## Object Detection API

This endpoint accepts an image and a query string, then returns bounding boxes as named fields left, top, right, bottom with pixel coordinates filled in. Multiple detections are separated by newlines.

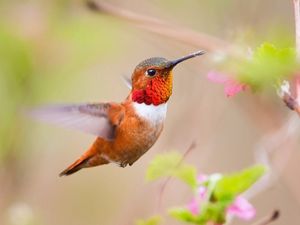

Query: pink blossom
left=227, top=196, right=256, bottom=220
left=187, top=190, right=256, bottom=221
left=187, top=198, right=199, bottom=215
left=187, top=174, right=256, bottom=222
left=197, top=174, right=208, bottom=183
left=207, top=71, right=247, bottom=97
left=187, top=185, right=207, bottom=215
left=207, top=71, right=228, bottom=83
left=197, top=186, right=207, bottom=199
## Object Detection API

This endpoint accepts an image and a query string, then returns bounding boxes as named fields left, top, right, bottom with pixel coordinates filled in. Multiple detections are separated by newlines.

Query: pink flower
left=187, top=174, right=256, bottom=222
left=187, top=185, right=208, bottom=215
left=197, top=186, right=207, bottom=199
left=227, top=196, right=256, bottom=220
left=187, top=190, right=256, bottom=221
left=187, top=198, right=199, bottom=215
left=207, top=71, right=247, bottom=97
left=197, top=174, right=208, bottom=183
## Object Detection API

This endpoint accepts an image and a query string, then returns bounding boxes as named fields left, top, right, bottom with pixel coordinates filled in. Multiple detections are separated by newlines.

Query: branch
left=294, top=0, right=300, bottom=59
left=280, top=0, right=300, bottom=116
left=86, top=0, right=234, bottom=54
left=250, top=210, right=280, bottom=225
left=279, top=83, right=300, bottom=119
left=244, top=114, right=299, bottom=200
left=282, top=91, right=300, bottom=116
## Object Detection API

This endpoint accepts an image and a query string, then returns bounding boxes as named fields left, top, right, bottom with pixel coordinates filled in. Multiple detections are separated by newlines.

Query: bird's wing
left=122, top=75, right=132, bottom=89
left=31, top=103, right=123, bottom=140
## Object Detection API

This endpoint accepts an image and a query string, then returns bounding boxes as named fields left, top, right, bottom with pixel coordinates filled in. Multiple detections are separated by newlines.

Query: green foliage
left=0, top=25, right=35, bottom=161
left=169, top=202, right=227, bottom=225
left=136, top=215, right=162, bottom=225
left=169, top=208, right=198, bottom=223
left=168, top=165, right=266, bottom=225
left=237, top=43, right=298, bottom=90
left=197, top=202, right=227, bottom=224
left=146, top=152, right=198, bottom=189
left=213, top=164, right=267, bottom=201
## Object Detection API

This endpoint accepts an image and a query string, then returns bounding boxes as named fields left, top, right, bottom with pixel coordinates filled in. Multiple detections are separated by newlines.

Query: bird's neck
left=131, top=75, right=173, bottom=106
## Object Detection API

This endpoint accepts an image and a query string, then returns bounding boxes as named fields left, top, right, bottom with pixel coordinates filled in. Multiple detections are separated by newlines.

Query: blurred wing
left=122, top=75, right=132, bottom=89
left=31, top=103, right=116, bottom=140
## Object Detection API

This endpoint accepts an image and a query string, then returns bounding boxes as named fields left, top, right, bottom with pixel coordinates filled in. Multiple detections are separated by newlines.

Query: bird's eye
left=146, top=69, right=156, bottom=77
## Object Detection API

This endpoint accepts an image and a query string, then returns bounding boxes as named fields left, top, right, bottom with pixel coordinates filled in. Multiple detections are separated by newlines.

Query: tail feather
left=59, top=138, right=110, bottom=176
left=59, top=157, right=90, bottom=176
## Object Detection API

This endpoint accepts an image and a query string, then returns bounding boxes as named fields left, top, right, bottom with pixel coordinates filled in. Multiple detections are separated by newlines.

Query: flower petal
left=207, top=71, right=229, bottom=83
left=197, top=174, right=208, bottom=183
left=227, top=196, right=256, bottom=220
left=197, top=186, right=207, bottom=199
left=187, top=198, right=199, bottom=215
left=207, top=71, right=247, bottom=97
left=224, top=81, right=247, bottom=97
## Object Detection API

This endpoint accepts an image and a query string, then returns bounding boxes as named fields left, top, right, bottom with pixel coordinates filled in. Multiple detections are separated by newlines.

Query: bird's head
left=131, top=50, right=205, bottom=106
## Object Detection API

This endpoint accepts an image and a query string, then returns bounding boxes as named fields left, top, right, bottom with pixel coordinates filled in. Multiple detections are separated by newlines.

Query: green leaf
left=213, top=164, right=267, bottom=201
left=197, top=202, right=227, bottom=225
left=135, top=215, right=162, bottom=225
left=175, top=165, right=198, bottom=189
left=237, top=42, right=298, bottom=90
left=169, top=208, right=198, bottom=224
left=169, top=202, right=227, bottom=225
left=146, top=152, right=197, bottom=189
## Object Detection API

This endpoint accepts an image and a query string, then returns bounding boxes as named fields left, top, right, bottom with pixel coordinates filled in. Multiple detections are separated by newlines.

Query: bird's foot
left=119, top=162, right=128, bottom=168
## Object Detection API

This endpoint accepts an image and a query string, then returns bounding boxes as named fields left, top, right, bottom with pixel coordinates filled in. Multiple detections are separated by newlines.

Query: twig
left=250, top=210, right=280, bottom=225
left=179, top=141, right=197, bottom=165
left=281, top=0, right=300, bottom=116
left=294, top=0, right=300, bottom=59
left=156, top=141, right=196, bottom=212
left=282, top=92, right=300, bottom=116
left=244, top=114, right=299, bottom=199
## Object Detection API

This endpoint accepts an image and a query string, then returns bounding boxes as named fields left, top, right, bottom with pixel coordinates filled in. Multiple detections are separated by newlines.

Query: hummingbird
left=34, top=50, right=205, bottom=176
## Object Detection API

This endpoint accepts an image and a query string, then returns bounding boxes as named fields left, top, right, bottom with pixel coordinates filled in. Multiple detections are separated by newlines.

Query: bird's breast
left=132, top=102, right=167, bottom=125
left=126, top=102, right=167, bottom=149
left=107, top=102, right=167, bottom=165
left=119, top=102, right=167, bottom=146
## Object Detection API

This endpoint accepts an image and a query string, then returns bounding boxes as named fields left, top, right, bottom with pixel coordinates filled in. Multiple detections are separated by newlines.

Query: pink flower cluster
left=187, top=174, right=255, bottom=221
left=207, top=71, right=248, bottom=97
left=227, top=196, right=256, bottom=220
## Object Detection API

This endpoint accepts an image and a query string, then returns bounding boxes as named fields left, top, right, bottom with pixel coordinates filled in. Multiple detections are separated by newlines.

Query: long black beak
left=166, top=50, right=205, bottom=68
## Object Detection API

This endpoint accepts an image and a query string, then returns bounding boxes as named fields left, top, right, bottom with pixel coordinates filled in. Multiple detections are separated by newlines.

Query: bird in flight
left=33, top=50, right=205, bottom=176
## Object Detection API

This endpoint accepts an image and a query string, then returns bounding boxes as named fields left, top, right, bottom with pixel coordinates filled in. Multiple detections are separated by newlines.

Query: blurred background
left=0, top=0, right=299, bottom=225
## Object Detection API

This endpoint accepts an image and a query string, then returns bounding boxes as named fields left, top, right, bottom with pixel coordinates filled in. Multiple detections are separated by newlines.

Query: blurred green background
left=0, top=1, right=299, bottom=225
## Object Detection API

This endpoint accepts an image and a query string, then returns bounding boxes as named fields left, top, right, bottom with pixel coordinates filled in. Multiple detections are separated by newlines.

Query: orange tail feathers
left=59, top=138, right=110, bottom=176
left=59, top=156, right=91, bottom=176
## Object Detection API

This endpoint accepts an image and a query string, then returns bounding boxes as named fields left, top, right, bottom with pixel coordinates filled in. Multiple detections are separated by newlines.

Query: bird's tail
left=59, top=155, right=91, bottom=176
left=59, top=139, right=110, bottom=176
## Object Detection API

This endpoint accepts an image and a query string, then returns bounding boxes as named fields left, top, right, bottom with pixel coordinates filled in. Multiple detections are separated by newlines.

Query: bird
left=33, top=50, right=205, bottom=176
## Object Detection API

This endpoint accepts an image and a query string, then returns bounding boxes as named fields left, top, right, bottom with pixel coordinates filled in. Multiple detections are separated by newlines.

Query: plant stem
left=294, top=0, right=300, bottom=59
left=250, top=210, right=279, bottom=225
